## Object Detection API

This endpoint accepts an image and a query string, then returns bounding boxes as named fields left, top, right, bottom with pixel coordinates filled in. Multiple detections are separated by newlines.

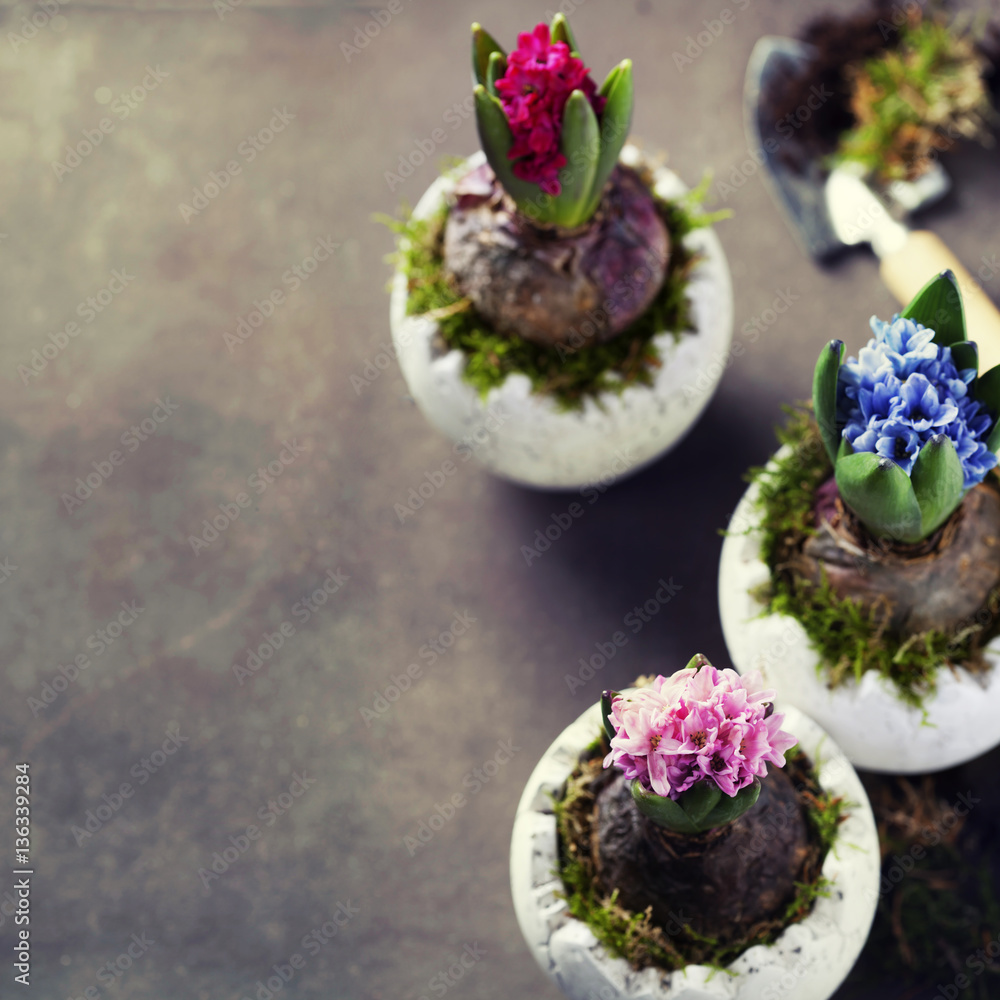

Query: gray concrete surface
left=0, top=1, right=997, bottom=998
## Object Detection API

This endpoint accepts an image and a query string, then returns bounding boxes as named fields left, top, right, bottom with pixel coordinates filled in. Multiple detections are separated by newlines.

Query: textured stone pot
left=509, top=699, right=879, bottom=1000
left=389, top=145, right=733, bottom=490
left=718, top=451, right=1000, bottom=774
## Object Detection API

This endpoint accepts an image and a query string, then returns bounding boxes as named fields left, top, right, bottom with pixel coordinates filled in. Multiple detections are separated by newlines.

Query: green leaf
left=598, top=62, right=623, bottom=99
left=485, top=51, right=506, bottom=97
left=582, top=59, right=633, bottom=220
left=632, top=778, right=761, bottom=833
left=600, top=691, right=618, bottom=742
left=676, top=781, right=721, bottom=825
left=549, top=90, right=600, bottom=228
left=631, top=782, right=701, bottom=834
left=699, top=779, right=761, bottom=828
left=471, top=23, right=505, bottom=88
left=550, top=12, right=579, bottom=55
left=975, top=365, right=1000, bottom=414
left=900, top=270, right=966, bottom=348
left=813, top=339, right=845, bottom=466
left=975, top=365, right=1000, bottom=455
left=835, top=451, right=923, bottom=543
left=472, top=86, right=539, bottom=205
left=910, top=434, right=965, bottom=537
left=684, top=653, right=711, bottom=672
left=989, top=422, right=1000, bottom=459
left=950, top=340, right=979, bottom=378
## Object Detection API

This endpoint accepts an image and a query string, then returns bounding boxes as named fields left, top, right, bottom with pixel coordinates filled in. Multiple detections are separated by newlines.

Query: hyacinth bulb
left=813, top=271, right=1000, bottom=545
left=470, top=14, right=633, bottom=230
left=600, top=655, right=797, bottom=835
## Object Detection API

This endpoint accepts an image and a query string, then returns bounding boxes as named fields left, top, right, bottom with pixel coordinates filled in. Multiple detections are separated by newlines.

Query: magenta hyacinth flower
left=603, top=662, right=797, bottom=801
left=494, top=23, right=606, bottom=196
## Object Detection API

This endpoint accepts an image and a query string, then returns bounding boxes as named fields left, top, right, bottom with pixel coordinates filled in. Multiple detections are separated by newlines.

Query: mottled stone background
left=0, top=0, right=998, bottom=998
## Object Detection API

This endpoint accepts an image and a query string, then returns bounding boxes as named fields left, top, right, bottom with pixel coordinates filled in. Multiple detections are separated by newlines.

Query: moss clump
left=384, top=170, right=728, bottom=410
left=747, top=405, right=1000, bottom=707
left=553, top=733, right=843, bottom=973
left=833, top=9, right=996, bottom=183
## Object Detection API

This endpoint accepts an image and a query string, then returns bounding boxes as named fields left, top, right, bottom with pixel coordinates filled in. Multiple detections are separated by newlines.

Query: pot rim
left=718, top=446, right=1000, bottom=774
left=389, top=143, right=733, bottom=411
left=728, top=443, right=1000, bottom=683
left=510, top=697, right=880, bottom=1000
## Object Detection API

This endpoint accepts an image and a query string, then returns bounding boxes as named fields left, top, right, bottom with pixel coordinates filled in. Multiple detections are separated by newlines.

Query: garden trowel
left=744, top=35, right=1000, bottom=367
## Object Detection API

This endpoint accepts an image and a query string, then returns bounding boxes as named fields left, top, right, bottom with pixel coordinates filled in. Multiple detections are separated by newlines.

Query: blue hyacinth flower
left=813, top=271, right=1000, bottom=544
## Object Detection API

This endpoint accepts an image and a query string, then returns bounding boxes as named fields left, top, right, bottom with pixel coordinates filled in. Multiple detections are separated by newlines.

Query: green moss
left=383, top=169, right=729, bottom=410
left=832, top=11, right=995, bottom=183
left=746, top=405, right=999, bottom=707
left=553, top=733, right=841, bottom=973
left=782, top=878, right=833, bottom=924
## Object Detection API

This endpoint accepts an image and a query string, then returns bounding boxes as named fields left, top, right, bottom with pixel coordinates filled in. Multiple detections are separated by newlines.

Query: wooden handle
left=880, top=229, right=1000, bottom=371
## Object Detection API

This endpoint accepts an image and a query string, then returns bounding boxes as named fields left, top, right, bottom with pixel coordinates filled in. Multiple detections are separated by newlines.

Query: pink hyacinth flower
left=603, top=662, right=798, bottom=801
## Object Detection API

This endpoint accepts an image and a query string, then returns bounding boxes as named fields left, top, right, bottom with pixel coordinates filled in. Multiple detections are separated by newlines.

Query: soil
left=560, top=745, right=831, bottom=952
left=783, top=478, right=1000, bottom=635
left=762, top=1, right=999, bottom=176
left=442, top=161, right=669, bottom=348
left=764, top=0, right=905, bottom=174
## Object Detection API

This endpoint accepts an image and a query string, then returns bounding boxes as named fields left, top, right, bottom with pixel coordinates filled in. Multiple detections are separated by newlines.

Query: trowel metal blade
left=743, top=35, right=843, bottom=262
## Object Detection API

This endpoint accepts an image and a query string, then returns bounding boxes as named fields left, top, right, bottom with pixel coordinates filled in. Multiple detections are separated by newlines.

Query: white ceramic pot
left=718, top=450, right=1000, bottom=774
left=389, top=145, right=733, bottom=490
left=509, top=700, right=879, bottom=1000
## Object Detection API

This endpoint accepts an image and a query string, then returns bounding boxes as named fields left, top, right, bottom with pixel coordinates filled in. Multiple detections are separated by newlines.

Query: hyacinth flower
left=444, top=14, right=670, bottom=347
left=471, top=15, right=633, bottom=229
left=600, top=655, right=797, bottom=835
left=813, top=271, right=1000, bottom=545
